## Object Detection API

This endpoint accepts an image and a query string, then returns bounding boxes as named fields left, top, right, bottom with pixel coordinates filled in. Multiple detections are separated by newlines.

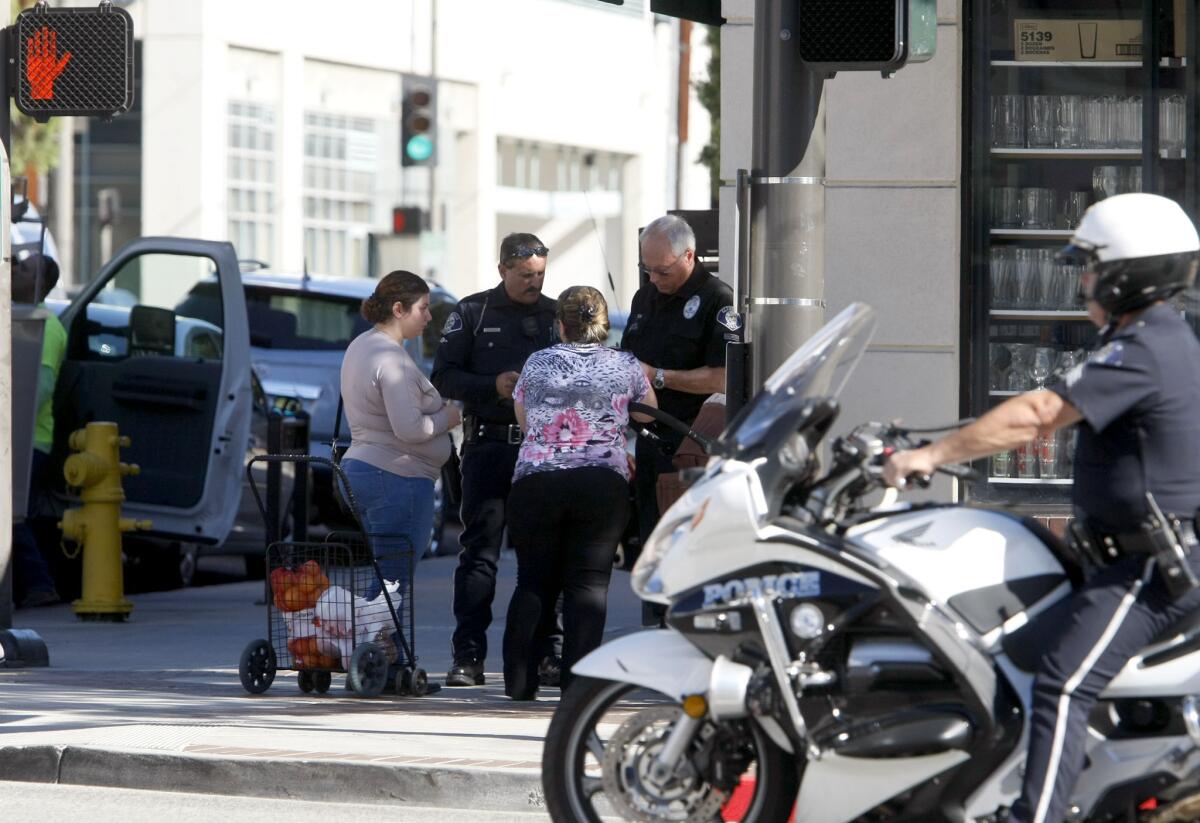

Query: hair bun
left=578, top=303, right=597, bottom=321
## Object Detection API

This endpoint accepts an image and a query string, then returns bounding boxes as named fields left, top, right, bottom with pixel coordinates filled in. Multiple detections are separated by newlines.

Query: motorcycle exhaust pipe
left=708, top=655, right=753, bottom=720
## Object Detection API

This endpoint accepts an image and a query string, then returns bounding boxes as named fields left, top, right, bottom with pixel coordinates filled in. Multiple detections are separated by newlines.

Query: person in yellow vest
left=12, top=252, right=65, bottom=608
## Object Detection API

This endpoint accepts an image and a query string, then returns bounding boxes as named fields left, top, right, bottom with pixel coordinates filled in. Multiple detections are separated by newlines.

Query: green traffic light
left=405, top=134, right=434, bottom=162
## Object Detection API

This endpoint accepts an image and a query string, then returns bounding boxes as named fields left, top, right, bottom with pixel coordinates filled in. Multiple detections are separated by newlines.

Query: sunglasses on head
left=503, top=244, right=550, bottom=264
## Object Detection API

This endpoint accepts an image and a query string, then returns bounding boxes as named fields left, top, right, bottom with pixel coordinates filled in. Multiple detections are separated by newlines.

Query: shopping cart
left=237, top=455, right=431, bottom=698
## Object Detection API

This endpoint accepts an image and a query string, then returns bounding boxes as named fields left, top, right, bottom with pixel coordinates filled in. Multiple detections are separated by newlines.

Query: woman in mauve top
left=501, top=285, right=657, bottom=700
left=340, top=270, right=461, bottom=599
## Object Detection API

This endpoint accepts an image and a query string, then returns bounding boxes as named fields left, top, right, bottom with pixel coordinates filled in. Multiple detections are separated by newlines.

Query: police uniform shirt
left=431, top=283, right=557, bottom=425
left=1050, top=303, right=1200, bottom=532
left=620, top=259, right=742, bottom=426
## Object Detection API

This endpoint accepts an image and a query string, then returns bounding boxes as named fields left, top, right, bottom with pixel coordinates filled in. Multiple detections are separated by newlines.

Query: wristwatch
left=653, top=367, right=666, bottom=390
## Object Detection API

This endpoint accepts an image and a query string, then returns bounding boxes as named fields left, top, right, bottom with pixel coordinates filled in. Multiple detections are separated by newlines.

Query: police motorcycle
left=542, top=302, right=1200, bottom=822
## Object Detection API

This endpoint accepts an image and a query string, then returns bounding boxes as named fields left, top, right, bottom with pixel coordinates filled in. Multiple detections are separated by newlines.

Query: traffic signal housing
left=391, top=206, right=424, bottom=236
left=796, top=0, right=937, bottom=73
left=13, top=5, right=135, bottom=119
left=401, top=75, right=437, bottom=168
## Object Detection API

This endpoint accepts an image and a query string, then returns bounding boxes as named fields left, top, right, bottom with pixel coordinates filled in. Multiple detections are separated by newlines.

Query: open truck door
left=54, top=238, right=250, bottom=545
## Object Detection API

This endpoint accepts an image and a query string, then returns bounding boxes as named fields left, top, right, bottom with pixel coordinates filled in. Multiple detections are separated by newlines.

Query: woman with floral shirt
left=502, top=286, right=657, bottom=699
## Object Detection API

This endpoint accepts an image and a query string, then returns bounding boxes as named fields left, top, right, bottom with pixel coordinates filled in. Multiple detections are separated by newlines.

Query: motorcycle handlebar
left=628, top=402, right=715, bottom=455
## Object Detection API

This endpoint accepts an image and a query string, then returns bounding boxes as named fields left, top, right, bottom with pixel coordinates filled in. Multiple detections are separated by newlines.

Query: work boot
left=446, top=658, right=485, bottom=687
left=18, top=589, right=60, bottom=609
left=537, top=654, right=562, bottom=688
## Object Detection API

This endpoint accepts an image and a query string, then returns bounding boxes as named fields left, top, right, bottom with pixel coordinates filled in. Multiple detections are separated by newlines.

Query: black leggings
left=503, top=466, right=630, bottom=697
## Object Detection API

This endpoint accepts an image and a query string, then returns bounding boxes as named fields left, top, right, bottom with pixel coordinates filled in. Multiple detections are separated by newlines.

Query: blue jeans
left=340, top=459, right=434, bottom=600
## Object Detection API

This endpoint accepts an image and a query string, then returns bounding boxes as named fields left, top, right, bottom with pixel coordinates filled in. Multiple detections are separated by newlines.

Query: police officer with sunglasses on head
left=432, top=233, right=560, bottom=688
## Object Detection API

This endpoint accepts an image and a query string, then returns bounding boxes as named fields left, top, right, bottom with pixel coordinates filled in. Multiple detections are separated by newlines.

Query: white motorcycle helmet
left=1059, top=192, right=1200, bottom=315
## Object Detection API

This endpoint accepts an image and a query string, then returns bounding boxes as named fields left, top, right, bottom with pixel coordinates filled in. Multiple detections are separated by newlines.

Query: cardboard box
left=1176, top=0, right=1187, bottom=59
left=1014, top=19, right=1143, bottom=61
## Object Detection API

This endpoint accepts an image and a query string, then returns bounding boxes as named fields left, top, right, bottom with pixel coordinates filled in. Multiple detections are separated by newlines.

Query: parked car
left=46, top=238, right=255, bottom=588
left=175, top=270, right=461, bottom=556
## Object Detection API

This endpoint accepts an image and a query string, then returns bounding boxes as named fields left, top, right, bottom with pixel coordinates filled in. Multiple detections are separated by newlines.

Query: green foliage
left=11, top=104, right=63, bottom=174
left=694, top=25, right=720, bottom=207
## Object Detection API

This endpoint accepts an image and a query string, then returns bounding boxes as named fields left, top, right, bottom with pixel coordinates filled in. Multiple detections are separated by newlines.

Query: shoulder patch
left=716, top=306, right=742, bottom=331
left=683, top=295, right=701, bottom=320
left=1088, top=342, right=1125, bottom=367
left=442, top=312, right=463, bottom=334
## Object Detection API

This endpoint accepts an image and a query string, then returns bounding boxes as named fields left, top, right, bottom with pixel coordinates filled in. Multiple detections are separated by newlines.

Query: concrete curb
left=0, top=745, right=549, bottom=813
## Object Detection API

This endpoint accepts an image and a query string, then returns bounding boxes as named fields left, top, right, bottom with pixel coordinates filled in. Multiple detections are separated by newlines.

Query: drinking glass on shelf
left=1160, top=94, right=1186, bottom=154
left=1015, top=440, right=1039, bottom=479
left=1054, top=95, right=1085, bottom=149
left=1008, top=343, right=1034, bottom=391
left=1079, top=22, right=1099, bottom=59
left=1026, top=95, right=1055, bottom=148
left=1021, top=187, right=1055, bottom=229
left=1093, top=165, right=1122, bottom=201
left=1084, top=96, right=1114, bottom=148
left=1062, top=428, right=1077, bottom=479
left=989, top=247, right=1016, bottom=308
left=992, top=94, right=1025, bottom=148
left=1030, top=346, right=1056, bottom=389
left=991, top=187, right=1022, bottom=229
left=989, top=343, right=1012, bottom=391
left=992, top=450, right=1014, bottom=479
left=1121, top=165, right=1142, bottom=194
left=1013, top=249, right=1041, bottom=308
left=1038, top=433, right=1060, bottom=480
left=1036, top=249, right=1062, bottom=309
left=1063, top=191, right=1090, bottom=229
left=1115, top=96, right=1142, bottom=150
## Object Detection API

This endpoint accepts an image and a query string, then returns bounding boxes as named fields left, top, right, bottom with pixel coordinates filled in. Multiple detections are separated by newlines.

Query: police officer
left=432, top=233, right=560, bottom=687
left=622, top=214, right=742, bottom=545
left=885, top=193, right=1200, bottom=823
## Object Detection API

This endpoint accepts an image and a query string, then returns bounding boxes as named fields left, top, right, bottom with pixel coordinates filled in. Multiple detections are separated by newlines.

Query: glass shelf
left=991, top=58, right=1184, bottom=68
left=989, top=477, right=1074, bottom=485
left=990, top=229, right=1074, bottom=239
left=989, top=309, right=1089, bottom=319
left=991, top=148, right=1184, bottom=160
left=989, top=390, right=1020, bottom=396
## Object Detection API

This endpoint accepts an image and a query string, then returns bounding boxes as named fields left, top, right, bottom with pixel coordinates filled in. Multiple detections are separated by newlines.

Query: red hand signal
left=27, top=26, right=72, bottom=101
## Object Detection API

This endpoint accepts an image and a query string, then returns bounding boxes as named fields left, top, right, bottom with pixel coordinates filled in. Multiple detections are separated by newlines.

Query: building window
left=227, top=101, right=277, bottom=266
left=496, top=139, right=626, bottom=193
left=303, top=112, right=377, bottom=277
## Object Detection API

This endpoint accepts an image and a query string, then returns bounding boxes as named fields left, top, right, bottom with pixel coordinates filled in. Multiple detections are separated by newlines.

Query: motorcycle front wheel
left=543, top=676, right=799, bottom=822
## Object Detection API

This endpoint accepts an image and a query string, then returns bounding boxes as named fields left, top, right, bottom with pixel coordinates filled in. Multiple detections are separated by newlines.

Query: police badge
left=683, top=295, right=701, bottom=319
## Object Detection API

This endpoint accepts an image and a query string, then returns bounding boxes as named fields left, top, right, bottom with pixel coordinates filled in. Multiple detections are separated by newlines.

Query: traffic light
left=14, top=5, right=135, bottom=119
left=401, top=75, right=437, bottom=168
left=391, top=206, right=424, bottom=236
left=796, top=0, right=937, bottom=73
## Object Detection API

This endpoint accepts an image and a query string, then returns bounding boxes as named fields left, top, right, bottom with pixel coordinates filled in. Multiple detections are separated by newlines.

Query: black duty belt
left=464, top=417, right=523, bottom=445
left=1105, top=520, right=1197, bottom=556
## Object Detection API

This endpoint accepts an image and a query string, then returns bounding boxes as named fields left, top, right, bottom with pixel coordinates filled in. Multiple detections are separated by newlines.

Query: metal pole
left=0, top=26, right=13, bottom=632
left=746, top=0, right=827, bottom=390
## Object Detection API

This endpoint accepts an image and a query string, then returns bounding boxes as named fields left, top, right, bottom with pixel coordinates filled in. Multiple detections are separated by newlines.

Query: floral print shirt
left=513, top=343, right=650, bottom=482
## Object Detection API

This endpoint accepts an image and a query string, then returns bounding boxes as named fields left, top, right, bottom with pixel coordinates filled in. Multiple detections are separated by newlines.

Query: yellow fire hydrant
left=58, top=422, right=151, bottom=621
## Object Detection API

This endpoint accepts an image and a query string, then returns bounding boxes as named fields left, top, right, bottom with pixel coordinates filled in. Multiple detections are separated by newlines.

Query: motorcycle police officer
left=885, top=193, right=1200, bottom=823
left=622, top=214, right=742, bottom=546
left=432, top=233, right=558, bottom=687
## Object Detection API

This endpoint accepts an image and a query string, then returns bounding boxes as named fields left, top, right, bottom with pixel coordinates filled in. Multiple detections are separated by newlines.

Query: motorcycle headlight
left=631, top=499, right=710, bottom=603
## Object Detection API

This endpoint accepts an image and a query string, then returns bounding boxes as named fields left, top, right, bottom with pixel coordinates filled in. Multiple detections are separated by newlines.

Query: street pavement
left=0, top=547, right=645, bottom=816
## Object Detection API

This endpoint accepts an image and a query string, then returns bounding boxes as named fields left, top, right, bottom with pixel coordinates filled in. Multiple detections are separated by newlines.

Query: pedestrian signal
left=14, top=5, right=134, bottom=119
left=401, top=75, right=437, bottom=167
left=796, top=0, right=936, bottom=73
left=392, top=206, right=424, bottom=236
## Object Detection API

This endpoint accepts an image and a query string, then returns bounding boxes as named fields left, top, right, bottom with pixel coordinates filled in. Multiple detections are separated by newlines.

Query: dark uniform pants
left=451, top=440, right=561, bottom=664
left=1011, top=552, right=1200, bottom=823
left=634, top=432, right=683, bottom=545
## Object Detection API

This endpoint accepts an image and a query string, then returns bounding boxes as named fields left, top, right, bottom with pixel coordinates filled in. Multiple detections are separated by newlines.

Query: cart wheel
left=410, top=667, right=429, bottom=697
left=239, top=639, right=276, bottom=694
left=313, top=671, right=332, bottom=694
left=348, top=643, right=387, bottom=697
left=298, top=670, right=314, bottom=693
left=395, top=668, right=411, bottom=696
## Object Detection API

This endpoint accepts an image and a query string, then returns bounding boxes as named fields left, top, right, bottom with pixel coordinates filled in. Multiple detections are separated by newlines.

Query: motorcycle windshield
left=722, top=302, right=877, bottom=453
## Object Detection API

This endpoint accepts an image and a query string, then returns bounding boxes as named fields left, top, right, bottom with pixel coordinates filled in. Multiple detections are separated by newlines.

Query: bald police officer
left=433, top=233, right=558, bottom=687
left=622, top=214, right=743, bottom=547
left=885, top=194, right=1200, bottom=823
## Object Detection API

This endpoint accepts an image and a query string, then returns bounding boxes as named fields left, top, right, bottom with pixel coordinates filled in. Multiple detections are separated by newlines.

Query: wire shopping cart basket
left=238, top=454, right=430, bottom=697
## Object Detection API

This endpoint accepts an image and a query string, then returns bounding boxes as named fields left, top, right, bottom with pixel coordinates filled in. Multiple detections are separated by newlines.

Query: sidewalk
left=0, top=554, right=644, bottom=815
